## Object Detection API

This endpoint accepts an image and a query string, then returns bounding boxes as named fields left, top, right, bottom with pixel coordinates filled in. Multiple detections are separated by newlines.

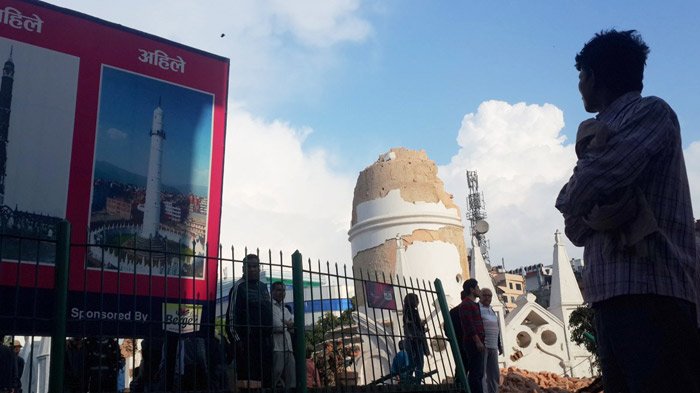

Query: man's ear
left=588, top=69, right=597, bottom=88
left=582, top=68, right=595, bottom=86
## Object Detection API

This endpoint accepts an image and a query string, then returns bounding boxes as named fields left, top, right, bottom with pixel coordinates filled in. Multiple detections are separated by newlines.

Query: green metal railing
left=435, top=279, right=469, bottom=392
left=48, top=220, right=71, bottom=393
left=292, top=250, right=308, bottom=393
left=2, top=220, right=466, bottom=393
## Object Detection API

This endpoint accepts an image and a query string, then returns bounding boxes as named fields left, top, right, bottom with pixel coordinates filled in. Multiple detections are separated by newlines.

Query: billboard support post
left=48, top=220, right=71, bottom=393
left=292, top=250, right=308, bottom=393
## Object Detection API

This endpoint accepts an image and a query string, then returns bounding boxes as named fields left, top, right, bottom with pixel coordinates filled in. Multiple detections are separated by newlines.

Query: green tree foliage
left=568, top=305, right=599, bottom=370
left=305, top=297, right=355, bottom=349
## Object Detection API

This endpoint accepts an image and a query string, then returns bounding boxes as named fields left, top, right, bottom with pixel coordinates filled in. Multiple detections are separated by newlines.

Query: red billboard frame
left=0, top=0, right=228, bottom=309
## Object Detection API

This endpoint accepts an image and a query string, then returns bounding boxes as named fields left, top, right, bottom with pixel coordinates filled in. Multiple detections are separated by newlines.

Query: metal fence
left=0, top=221, right=467, bottom=393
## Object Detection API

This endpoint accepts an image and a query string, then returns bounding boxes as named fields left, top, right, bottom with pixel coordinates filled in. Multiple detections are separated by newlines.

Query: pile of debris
left=499, top=367, right=601, bottom=393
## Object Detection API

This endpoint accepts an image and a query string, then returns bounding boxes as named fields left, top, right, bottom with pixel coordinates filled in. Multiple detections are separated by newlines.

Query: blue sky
left=95, top=67, right=213, bottom=192
left=52, top=0, right=700, bottom=268
left=263, top=1, right=700, bottom=169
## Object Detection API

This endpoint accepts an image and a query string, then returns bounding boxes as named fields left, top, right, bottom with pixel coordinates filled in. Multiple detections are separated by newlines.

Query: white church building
left=471, top=230, right=595, bottom=377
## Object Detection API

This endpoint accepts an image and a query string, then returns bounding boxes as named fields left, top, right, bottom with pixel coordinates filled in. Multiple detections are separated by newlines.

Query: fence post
left=434, top=278, right=469, bottom=392
left=292, top=250, right=307, bottom=393
left=48, top=220, right=71, bottom=393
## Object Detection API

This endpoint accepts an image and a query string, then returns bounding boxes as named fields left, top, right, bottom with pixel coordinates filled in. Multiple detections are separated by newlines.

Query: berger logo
left=383, top=289, right=393, bottom=301
left=0, top=6, right=44, bottom=33
left=162, top=303, right=202, bottom=334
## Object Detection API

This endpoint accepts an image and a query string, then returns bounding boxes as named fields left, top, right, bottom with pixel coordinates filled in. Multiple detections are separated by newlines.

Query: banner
left=0, top=0, right=229, bottom=336
left=365, top=282, right=397, bottom=310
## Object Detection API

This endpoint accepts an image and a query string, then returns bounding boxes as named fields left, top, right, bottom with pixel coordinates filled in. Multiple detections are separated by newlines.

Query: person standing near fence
left=556, top=29, right=700, bottom=392
left=84, top=336, right=120, bottom=393
left=317, top=341, right=343, bottom=387
left=305, top=347, right=321, bottom=388
left=225, top=253, right=273, bottom=387
left=0, top=338, right=18, bottom=393
left=390, top=340, right=411, bottom=384
left=11, top=341, right=23, bottom=393
left=64, top=338, right=86, bottom=393
left=128, top=337, right=162, bottom=392
left=402, top=293, right=430, bottom=384
left=271, top=281, right=296, bottom=389
left=479, top=289, right=502, bottom=393
left=459, top=279, right=485, bottom=393
left=449, top=290, right=469, bottom=377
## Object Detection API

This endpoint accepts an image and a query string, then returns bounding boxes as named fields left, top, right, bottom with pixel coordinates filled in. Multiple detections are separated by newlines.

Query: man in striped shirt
left=556, top=29, right=700, bottom=392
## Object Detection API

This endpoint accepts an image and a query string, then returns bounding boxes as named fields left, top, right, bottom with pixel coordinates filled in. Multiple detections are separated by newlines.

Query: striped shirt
left=556, top=91, right=698, bottom=306
left=479, top=304, right=500, bottom=350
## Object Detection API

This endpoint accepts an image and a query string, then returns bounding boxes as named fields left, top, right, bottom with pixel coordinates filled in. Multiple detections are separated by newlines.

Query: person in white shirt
left=271, top=281, right=296, bottom=388
left=479, top=288, right=503, bottom=393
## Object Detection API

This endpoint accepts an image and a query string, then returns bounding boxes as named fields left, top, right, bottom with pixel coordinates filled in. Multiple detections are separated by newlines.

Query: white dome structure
left=349, top=147, right=468, bottom=306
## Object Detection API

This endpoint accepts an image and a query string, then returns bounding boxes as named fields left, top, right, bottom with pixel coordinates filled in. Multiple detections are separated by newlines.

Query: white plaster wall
left=350, top=189, right=463, bottom=258
left=569, top=355, right=596, bottom=378
left=349, top=189, right=465, bottom=307
left=403, top=241, right=463, bottom=306
left=505, top=319, right=568, bottom=375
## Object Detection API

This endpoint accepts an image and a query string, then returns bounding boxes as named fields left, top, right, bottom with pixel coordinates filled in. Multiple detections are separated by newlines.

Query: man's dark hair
left=271, top=281, right=285, bottom=291
left=243, top=253, right=260, bottom=265
left=575, top=29, right=650, bottom=95
left=398, top=340, right=404, bottom=350
left=460, top=290, right=467, bottom=300
left=463, top=278, right=478, bottom=293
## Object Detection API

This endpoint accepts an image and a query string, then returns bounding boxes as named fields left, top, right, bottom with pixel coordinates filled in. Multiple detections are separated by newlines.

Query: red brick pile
left=499, top=367, right=599, bottom=393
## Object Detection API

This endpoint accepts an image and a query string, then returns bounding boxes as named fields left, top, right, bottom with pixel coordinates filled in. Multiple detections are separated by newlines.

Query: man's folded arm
left=557, top=101, right=675, bottom=216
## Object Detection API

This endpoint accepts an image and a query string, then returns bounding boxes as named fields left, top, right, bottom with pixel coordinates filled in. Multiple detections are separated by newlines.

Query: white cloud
left=48, top=0, right=372, bottom=108
left=106, top=127, right=128, bottom=141
left=219, top=109, right=355, bottom=265
left=439, top=100, right=579, bottom=268
left=270, top=0, right=371, bottom=47
left=684, top=141, right=700, bottom=219
left=438, top=100, right=700, bottom=269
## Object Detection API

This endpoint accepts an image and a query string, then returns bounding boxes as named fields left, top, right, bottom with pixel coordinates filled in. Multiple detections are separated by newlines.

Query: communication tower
left=466, top=170, right=490, bottom=264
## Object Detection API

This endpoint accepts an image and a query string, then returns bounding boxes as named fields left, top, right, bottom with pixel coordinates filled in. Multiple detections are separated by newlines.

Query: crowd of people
left=63, top=334, right=228, bottom=392
left=224, top=253, right=349, bottom=390
left=387, top=278, right=503, bottom=391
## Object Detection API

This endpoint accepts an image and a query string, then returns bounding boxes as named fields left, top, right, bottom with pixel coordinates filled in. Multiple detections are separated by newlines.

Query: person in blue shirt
left=391, top=340, right=411, bottom=384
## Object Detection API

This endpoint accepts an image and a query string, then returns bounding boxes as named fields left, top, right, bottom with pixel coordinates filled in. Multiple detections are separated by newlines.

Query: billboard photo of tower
left=89, top=66, right=214, bottom=278
left=0, top=37, right=80, bottom=265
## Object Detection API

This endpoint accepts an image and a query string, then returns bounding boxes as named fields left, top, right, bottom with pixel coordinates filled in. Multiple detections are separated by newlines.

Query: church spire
left=470, top=235, right=502, bottom=311
left=548, top=229, right=584, bottom=322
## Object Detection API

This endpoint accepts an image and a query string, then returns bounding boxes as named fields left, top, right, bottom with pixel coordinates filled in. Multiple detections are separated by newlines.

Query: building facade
left=105, top=197, right=132, bottom=220
left=494, top=272, right=526, bottom=311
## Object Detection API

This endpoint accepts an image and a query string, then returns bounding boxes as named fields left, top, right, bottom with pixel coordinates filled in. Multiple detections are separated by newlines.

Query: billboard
left=0, top=0, right=229, bottom=336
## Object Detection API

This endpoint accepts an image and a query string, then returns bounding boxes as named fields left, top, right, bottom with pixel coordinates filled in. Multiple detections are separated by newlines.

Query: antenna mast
left=466, top=170, right=490, bottom=265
